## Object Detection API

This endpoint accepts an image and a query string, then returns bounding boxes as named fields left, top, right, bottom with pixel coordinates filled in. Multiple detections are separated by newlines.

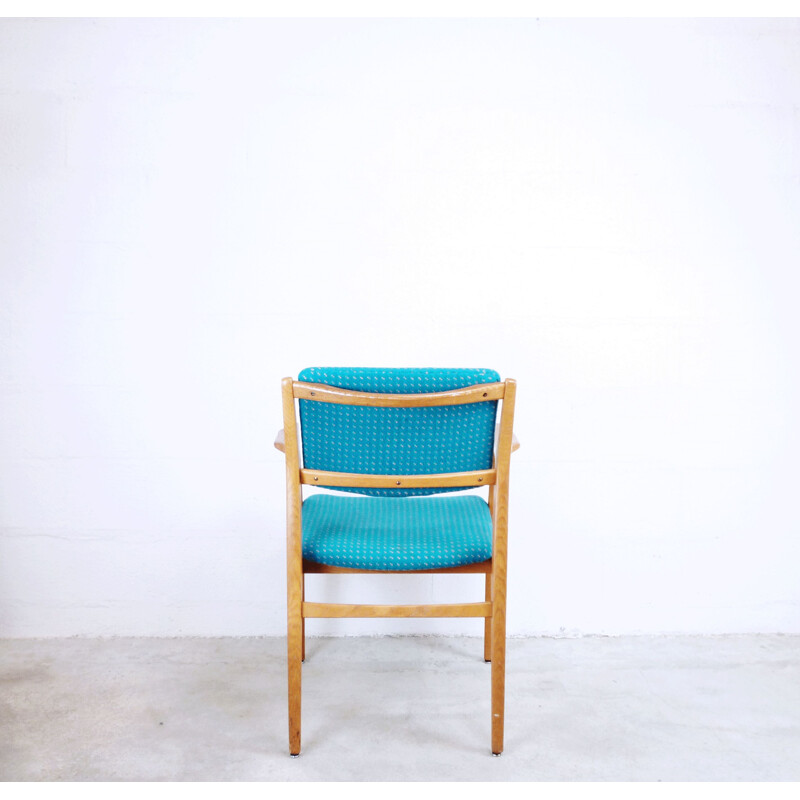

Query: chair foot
left=289, top=752, right=300, bottom=758
left=492, top=751, right=503, bottom=757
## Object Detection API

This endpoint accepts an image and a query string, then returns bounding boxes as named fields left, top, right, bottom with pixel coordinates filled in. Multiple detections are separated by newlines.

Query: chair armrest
left=279, top=426, right=516, bottom=454
left=496, top=424, right=521, bottom=454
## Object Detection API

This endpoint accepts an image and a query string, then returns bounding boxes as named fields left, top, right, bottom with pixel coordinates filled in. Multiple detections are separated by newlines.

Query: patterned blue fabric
left=297, top=367, right=500, bottom=497
left=302, top=494, right=493, bottom=570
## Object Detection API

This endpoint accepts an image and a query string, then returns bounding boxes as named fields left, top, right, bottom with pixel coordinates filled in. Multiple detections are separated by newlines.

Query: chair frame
left=275, top=375, right=518, bottom=756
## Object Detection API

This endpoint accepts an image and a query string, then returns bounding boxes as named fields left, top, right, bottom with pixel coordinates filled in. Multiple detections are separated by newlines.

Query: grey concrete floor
left=1, top=634, right=798, bottom=781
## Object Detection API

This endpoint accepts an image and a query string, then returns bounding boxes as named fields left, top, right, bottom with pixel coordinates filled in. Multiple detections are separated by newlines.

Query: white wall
left=1, top=18, right=799, bottom=637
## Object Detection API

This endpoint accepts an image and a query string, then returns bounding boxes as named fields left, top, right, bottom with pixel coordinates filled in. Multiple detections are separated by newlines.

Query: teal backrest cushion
left=297, top=367, right=500, bottom=497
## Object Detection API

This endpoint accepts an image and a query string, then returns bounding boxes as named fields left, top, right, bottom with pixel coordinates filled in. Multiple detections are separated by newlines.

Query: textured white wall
left=1, top=18, right=799, bottom=637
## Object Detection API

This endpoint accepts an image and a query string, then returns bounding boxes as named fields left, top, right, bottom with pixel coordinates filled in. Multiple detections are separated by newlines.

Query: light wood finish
left=303, top=559, right=492, bottom=575
left=281, top=378, right=303, bottom=756
left=300, top=468, right=496, bottom=489
left=490, top=378, right=516, bottom=755
left=495, top=425, right=520, bottom=454
left=303, top=602, right=491, bottom=619
left=301, top=579, right=306, bottom=663
left=484, top=572, right=493, bottom=662
left=294, top=381, right=505, bottom=407
left=277, top=375, right=518, bottom=756
left=484, top=452, right=497, bottom=663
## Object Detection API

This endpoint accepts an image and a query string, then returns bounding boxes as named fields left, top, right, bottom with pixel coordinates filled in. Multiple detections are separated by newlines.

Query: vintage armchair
left=274, top=367, right=518, bottom=756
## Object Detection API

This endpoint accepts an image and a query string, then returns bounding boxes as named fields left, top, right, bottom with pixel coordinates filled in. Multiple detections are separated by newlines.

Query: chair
left=274, top=367, right=518, bottom=756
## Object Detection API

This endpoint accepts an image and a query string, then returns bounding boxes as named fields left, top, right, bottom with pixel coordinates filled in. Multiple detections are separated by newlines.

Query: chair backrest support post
left=492, top=378, right=517, bottom=577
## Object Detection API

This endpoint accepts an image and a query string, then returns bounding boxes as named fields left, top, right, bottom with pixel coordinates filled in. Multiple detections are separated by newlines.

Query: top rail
left=293, top=381, right=505, bottom=407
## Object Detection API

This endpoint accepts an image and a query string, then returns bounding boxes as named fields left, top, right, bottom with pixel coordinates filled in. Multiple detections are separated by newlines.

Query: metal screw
left=313, top=476, right=318, bottom=481
left=396, top=480, right=401, bottom=485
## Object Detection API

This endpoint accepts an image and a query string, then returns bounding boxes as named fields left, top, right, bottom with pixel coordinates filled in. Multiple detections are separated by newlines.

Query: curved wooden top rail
left=300, top=468, right=496, bottom=489
left=293, top=381, right=505, bottom=407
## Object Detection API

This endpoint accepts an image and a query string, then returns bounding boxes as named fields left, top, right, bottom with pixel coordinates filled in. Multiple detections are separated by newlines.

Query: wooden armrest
left=496, top=424, right=521, bottom=454
left=277, top=426, right=516, bottom=455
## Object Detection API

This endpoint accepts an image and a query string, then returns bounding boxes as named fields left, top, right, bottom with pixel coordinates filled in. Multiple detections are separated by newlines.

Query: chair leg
left=301, top=579, right=306, bottom=663
left=490, top=582, right=507, bottom=755
left=287, top=576, right=303, bottom=756
left=483, top=573, right=492, bottom=662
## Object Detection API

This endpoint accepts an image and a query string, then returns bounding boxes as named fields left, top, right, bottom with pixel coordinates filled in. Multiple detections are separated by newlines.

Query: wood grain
left=293, top=381, right=505, bottom=406
left=303, top=602, right=492, bottom=618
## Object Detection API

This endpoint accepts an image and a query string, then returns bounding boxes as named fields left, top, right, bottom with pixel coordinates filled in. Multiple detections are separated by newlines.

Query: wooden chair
left=274, top=368, right=518, bottom=756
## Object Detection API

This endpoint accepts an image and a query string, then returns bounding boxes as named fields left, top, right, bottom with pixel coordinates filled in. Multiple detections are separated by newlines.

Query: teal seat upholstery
left=302, top=494, right=493, bottom=571
left=298, top=367, right=500, bottom=498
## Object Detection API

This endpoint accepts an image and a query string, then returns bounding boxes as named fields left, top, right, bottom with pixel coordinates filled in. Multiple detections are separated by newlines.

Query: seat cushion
left=302, top=494, right=493, bottom=571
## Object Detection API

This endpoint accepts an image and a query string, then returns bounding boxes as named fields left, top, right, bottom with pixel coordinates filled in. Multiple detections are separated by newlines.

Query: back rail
left=300, top=468, right=496, bottom=489
left=293, top=381, right=505, bottom=407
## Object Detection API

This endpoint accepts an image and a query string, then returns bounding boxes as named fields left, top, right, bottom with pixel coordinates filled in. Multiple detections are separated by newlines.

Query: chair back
left=297, top=367, right=501, bottom=497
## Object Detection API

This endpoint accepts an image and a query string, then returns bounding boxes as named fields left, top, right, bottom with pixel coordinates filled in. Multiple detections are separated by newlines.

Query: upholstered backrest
left=297, top=367, right=501, bottom=497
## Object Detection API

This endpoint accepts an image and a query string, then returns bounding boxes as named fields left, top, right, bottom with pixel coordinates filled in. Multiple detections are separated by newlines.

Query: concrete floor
left=1, top=634, right=798, bottom=781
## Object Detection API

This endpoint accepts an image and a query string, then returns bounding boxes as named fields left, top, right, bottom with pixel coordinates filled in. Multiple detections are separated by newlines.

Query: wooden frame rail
left=299, top=468, right=496, bottom=488
left=293, top=380, right=505, bottom=407
left=303, top=602, right=492, bottom=619
left=303, top=559, right=493, bottom=575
